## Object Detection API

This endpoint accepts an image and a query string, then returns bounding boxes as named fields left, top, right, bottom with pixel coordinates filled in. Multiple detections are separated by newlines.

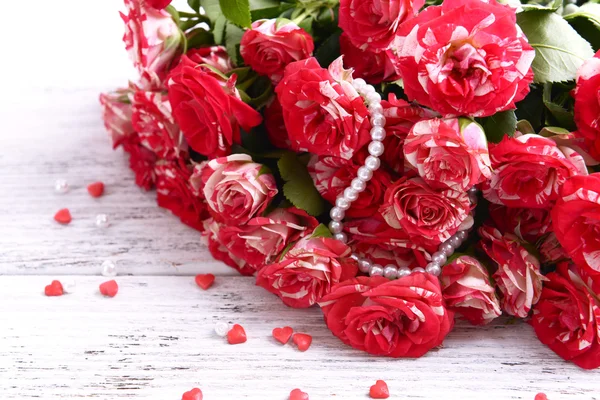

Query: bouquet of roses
left=100, top=0, right=600, bottom=369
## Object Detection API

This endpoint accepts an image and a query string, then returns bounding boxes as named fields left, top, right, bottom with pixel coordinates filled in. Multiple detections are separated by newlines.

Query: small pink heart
left=195, top=274, right=215, bottom=290
left=369, top=380, right=389, bottom=399
left=292, top=333, right=312, bottom=352
left=182, top=388, right=203, bottom=400
left=289, top=388, right=309, bottom=400
left=227, top=324, right=247, bottom=345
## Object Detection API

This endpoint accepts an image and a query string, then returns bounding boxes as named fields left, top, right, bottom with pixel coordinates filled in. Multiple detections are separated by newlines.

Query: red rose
left=441, top=256, right=502, bottom=326
left=275, top=57, right=371, bottom=160
left=531, top=262, right=600, bottom=370
left=203, top=218, right=256, bottom=276
left=308, top=155, right=393, bottom=219
left=573, top=50, right=600, bottom=164
left=380, top=177, right=474, bottom=246
left=121, top=0, right=182, bottom=85
left=240, top=19, right=314, bottom=83
left=155, top=158, right=208, bottom=231
left=482, top=134, right=588, bottom=209
left=191, top=155, right=278, bottom=225
left=264, top=96, right=291, bottom=149
left=319, top=274, right=454, bottom=357
left=393, top=0, right=534, bottom=117
left=131, top=90, right=186, bottom=159
left=339, top=33, right=399, bottom=84
left=122, top=134, right=157, bottom=191
left=551, top=173, right=600, bottom=275
left=168, top=55, right=262, bottom=158
left=379, top=94, right=437, bottom=174
left=479, top=225, right=547, bottom=318
left=404, top=118, right=492, bottom=191
left=185, top=46, right=234, bottom=75
left=338, top=0, right=424, bottom=52
left=218, top=208, right=318, bottom=270
left=256, top=236, right=358, bottom=308
left=147, top=0, right=171, bottom=9
left=489, top=205, right=552, bottom=244
left=99, top=89, right=135, bottom=148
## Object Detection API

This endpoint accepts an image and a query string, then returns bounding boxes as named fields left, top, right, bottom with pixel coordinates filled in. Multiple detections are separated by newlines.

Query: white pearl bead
left=358, top=258, right=372, bottom=273
left=101, top=260, right=117, bottom=277
left=457, top=230, right=468, bottom=241
left=329, top=220, right=343, bottom=234
left=367, top=92, right=381, bottom=104
left=368, top=141, right=385, bottom=157
left=344, top=187, right=359, bottom=201
left=62, top=279, right=77, bottom=294
left=397, top=266, right=411, bottom=278
left=95, top=214, right=110, bottom=228
left=363, top=85, right=376, bottom=95
left=431, top=251, right=447, bottom=265
left=468, top=186, right=478, bottom=194
left=370, top=126, right=386, bottom=141
left=448, top=235, right=462, bottom=249
left=425, top=263, right=442, bottom=276
left=214, top=322, right=230, bottom=337
left=383, top=265, right=398, bottom=279
left=353, top=78, right=366, bottom=88
left=336, top=197, right=350, bottom=210
left=54, top=179, right=69, bottom=194
left=469, top=193, right=478, bottom=204
left=370, top=264, right=384, bottom=276
left=357, top=166, right=373, bottom=181
left=364, top=156, right=381, bottom=171
left=369, top=104, right=383, bottom=114
left=351, top=178, right=367, bottom=192
left=333, top=232, right=348, bottom=243
left=350, top=254, right=360, bottom=261
left=371, top=115, right=386, bottom=127
left=412, top=267, right=426, bottom=274
left=439, top=242, right=454, bottom=256
left=330, top=207, right=345, bottom=221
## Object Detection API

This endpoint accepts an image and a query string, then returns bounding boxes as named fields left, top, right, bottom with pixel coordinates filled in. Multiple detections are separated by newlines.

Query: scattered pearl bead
left=214, top=322, right=230, bottom=337
left=101, top=260, right=117, bottom=277
left=425, top=263, right=442, bottom=276
left=439, top=242, right=454, bottom=256
left=370, top=264, right=384, bottom=277
left=343, top=187, right=359, bottom=202
left=351, top=178, right=367, bottom=193
left=412, top=267, right=426, bottom=274
left=431, top=251, right=448, bottom=265
left=328, top=220, right=343, bottom=234
left=364, top=156, right=381, bottom=171
left=333, top=232, right=347, bottom=243
left=397, top=266, right=411, bottom=278
left=383, top=265, right=398, bottom=279
left=358, top=258, right=372, bottom=273
left=62, top=279, right=77, bottom=294
left=330, top=207, right=345, bottom=221
left=357, top=166, right=373, bottom=181
left=370, top=126, right=386, bottom=141
left=54, top=179, right=69, bottom=194
left=95, top=214, right=110, bottom=228
left=368, top=141, right=385, bottom=157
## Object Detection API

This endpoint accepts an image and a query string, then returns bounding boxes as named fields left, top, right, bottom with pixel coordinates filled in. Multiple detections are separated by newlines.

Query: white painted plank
left=1, top=276, right=597, bottom=399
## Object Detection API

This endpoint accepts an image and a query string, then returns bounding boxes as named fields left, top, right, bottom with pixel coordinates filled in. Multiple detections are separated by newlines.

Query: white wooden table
left=0, top=1, right=598, bottom=399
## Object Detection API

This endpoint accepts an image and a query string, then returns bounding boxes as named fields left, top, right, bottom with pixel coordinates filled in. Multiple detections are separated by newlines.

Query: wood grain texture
left=1, top=276, right=598, bottom=399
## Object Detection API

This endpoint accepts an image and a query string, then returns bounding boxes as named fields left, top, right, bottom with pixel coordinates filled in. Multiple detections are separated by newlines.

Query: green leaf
left=564, top=3, right=600, bottom=51
left=186, top=28, right=215, bottom=49
left=520, top=0, right=561, bottom=12
left=219, top=0, right=252, bottom=28
left=278, top=153, right=327, bottom=216
left=516, top=119, right=536, bottom=134
left=539, top=126, right=570, bottom=137
left=479, top=110, right=517, bottom=143
left=213, top=15, right=227, bottom=44
left=201, top=0, right=222, bottom=20
left=544, top=100, right=577, bottom=130
left=310, top=224, right=333, bottom=239
left=187, top=0, right=201, bottom=12
left=249, top=0, right=294, bottom=20
left=257, top=165, right=272, bottom=177
left=315, top=30, right=341, bottom=68
left=225, top=22, right=245, bottom=64
left=517, top=11, right=594, bottom=83
left=515, top=85, right=544, bottom=131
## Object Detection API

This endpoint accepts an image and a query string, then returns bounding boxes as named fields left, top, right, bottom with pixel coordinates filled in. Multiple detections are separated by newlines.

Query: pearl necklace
left=327, top=78, right=477, bottom=280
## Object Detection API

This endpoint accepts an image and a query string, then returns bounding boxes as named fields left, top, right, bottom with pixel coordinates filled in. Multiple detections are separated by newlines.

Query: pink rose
left=155, top=158, right=208, bottom=231
left=479, top=225, right=547, bottom=318
left=440, top=255, right=502, bottom=325
left=489, top=205, right=552, bottom=244
left=185, top=46, right=234, bottom=75
left=319, top=274, right=454, bottom=357
left=121, top=134, right=157, bottom=190
left=551, top=173, right=600, bottom=276
left=393, top=0, right=534, bottom=117
left=338, top=0, right=424, bottom=52
left=339, top=33, right=399, bottom=84
left=240, top=19, right=314, bottom=83
left=308, top=155, right=393, bottom=218
left=121, top=0, right=182, bottom=85
left=573, top=50, right=600, bottom=164
left=203, top=218, right=255, bottom=276
left=256, top=236, right=358, bottom=308
left=191, top=154, right=278, bottom=225
left=131, top=90, right=186, bottom=159
left=217, top=208, right=318, bottom=270
left=275, top=57, right=371, bottom=160
left=381, top=177, right=474, bottom=246
left=168, top=55, right=263, bottom=158
left=99, top=89, right=135, bottom=148
left=404, top=118, right=491, bottom=191
left=482, top=134, right=588, bottom=209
